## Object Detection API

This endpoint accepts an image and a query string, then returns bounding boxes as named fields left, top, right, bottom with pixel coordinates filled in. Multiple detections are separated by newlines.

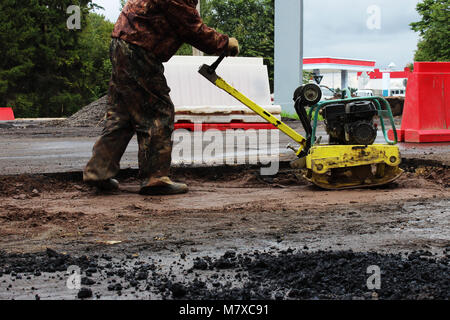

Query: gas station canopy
left=303, top=57, right=376, bottom=90
left=303, top=57, right=376, bottom=73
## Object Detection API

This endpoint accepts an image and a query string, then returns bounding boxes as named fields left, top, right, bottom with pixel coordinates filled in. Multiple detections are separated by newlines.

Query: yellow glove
left=227, top=37, right=240, bottom=56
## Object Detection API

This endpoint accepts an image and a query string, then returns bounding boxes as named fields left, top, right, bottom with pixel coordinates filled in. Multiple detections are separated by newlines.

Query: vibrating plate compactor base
left=199, top=54, right=403, bottom=190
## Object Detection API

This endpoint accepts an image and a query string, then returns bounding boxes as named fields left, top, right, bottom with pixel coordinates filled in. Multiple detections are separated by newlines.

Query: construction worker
left=83, top=0, right=239, bottom=195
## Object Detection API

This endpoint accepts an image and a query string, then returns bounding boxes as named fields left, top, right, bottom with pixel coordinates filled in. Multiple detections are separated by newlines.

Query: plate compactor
left=199, top=54, right=403, bottom=190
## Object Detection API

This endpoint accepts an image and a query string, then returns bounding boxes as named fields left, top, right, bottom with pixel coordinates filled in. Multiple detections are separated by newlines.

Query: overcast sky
left=93, top=0, right=421, bottom=69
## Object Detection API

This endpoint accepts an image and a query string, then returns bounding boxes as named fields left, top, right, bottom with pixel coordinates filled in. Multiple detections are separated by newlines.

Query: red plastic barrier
left=0, top=108, right=15, bottom=121
left=175, top=123, right=277, bottom=131
left=389, top=62, right=450, bottom=143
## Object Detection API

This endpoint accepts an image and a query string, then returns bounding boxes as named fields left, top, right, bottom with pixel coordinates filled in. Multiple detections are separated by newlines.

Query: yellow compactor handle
left=198, top=63, right=307, bottom=156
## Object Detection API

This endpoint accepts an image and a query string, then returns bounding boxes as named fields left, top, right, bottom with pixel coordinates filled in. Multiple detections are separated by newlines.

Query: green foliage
left=281, top=110, right=324, bottom=122
left=202, top=0, right=275, bottom=90
left=78, top=13, right=114, bottom=102
left=281, top=112, right=299, bottom=120
left=120, top=0, right=126, bottom=10
left=303, top=71, right=314, bottom=84
left=176, top=43, right=194, bottom=56
left=0, top=1, right=113, bottom=118
left=410, top=0, right=450, bottom=62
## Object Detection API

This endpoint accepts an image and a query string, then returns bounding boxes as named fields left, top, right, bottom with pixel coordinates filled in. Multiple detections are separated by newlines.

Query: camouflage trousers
left=83, top=38, right=175, bottom=183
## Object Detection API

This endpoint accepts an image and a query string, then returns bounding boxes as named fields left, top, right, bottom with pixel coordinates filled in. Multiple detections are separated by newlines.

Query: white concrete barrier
left=164, top=56, right=280, bottom=124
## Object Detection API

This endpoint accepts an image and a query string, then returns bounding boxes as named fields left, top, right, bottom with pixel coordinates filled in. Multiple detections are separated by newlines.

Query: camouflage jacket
left=112, top=0, right=229, bottom=62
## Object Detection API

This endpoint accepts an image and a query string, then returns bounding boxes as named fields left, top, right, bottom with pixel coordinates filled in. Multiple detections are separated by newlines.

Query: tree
left=410, top=0, right=450, bottom=62
left=0, top=1, right=113, bottom=118
left=77, top=13, right=114, bottom=103
left=202, top=0, right=275, bottom=89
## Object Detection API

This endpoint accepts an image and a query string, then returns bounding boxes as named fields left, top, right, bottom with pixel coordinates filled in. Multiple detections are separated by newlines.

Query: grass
left=281, top=112, right=299, bottom=120
left=281, top=110, right=324, bottom=121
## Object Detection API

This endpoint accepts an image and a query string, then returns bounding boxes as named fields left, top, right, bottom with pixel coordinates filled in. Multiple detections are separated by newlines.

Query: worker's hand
left=226, top=37, right=239, bottom=57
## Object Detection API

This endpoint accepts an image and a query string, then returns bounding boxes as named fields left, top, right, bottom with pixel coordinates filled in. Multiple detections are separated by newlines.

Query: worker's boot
left=86, top=178, right=120, bottom=192
left=139, top=176, right=188, bottom=196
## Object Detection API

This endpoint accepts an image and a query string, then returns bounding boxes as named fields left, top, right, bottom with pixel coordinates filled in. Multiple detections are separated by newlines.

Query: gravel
left=46, top=95, right=109, bottom=127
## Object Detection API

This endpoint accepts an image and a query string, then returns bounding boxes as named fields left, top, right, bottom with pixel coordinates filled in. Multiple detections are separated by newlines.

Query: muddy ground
left=0, top=160, right=449, bottom=300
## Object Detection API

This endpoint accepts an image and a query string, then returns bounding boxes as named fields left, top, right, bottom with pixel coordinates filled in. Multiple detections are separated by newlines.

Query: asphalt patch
left=0, top=248, right=448, bottom=300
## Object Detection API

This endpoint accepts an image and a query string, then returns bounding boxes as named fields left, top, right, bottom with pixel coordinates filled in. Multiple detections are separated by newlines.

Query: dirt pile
left=0, top=205, right=84, bottom=223
left=171, top=165, right=306, bottom=187
left=64, top=95, right=109, bottom=127
left=413, top=166, right=450, bottom=188
left=0, top=174, right=88, bottom=197
left=45, top=96, right=109, bottom=127
left=0, top=166, right=304, bottom=198
left=385, top=96, right=405, bottom=116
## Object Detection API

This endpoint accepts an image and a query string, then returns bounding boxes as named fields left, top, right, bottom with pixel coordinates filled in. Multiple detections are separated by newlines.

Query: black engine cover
left=322, top=101, right=378, bottom=145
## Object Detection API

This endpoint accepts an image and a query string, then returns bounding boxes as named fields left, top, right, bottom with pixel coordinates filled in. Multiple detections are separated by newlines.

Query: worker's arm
left=161, top=0, right=230, bottom=55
